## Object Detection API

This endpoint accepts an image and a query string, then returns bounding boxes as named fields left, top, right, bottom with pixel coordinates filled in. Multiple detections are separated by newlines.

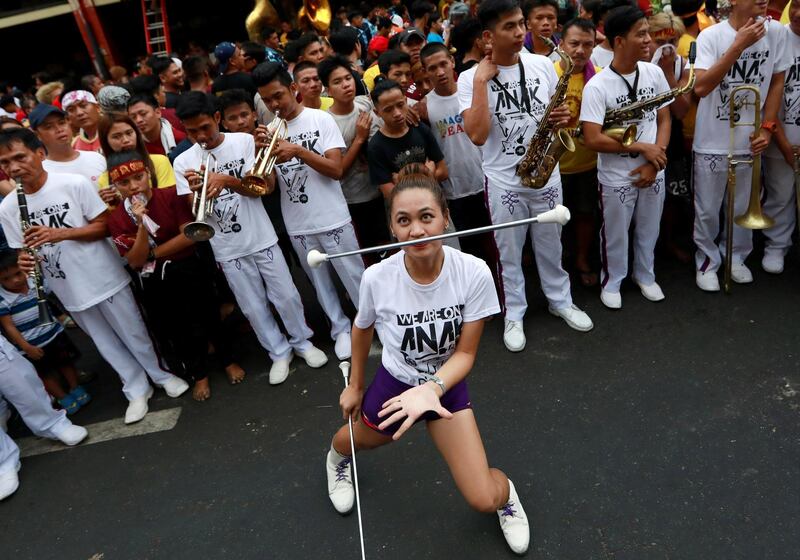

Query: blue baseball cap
left=215, top=42, right=237, bottom=75
left=28, top=104, right=66, bottom=129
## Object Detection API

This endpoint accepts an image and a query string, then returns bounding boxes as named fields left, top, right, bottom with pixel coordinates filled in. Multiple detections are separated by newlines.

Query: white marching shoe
left=326, top=449, right=355, bottom=514
left=0, top=463, right=20, bottom=501
left=503, top=320, right=526, bottom=352
left=334, top=331, right=352, bottom=361
left=761, top=253, right=784, bottom=274
left=549, top=304, right=594, bottom=332
left=497, top=479, right=530, bottom=555
left=636, top=281, right=665, bottom=302
left=269, top=354, right=292, bottom=385
left=730, top=262, right=753, bottom=284
left=56, top=424, right=88, bottom=446
left=297, top=345, right=329, bottom=369
left=159, top=375, right=189, bottom=398
left=695, top=270, right=720, bottom=292
left=124, top=386, right=153, bottom=425
left=600, top=289, right=622, bottom=309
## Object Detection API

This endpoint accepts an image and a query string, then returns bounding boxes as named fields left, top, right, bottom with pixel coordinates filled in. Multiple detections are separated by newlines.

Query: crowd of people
left=0, top=0, right=797, bottom=553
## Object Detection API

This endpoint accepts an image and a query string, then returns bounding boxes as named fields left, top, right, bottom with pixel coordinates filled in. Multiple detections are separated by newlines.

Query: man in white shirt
left=0, top=128, right=189, bottom=425
left=762, top=0, right=800, bottom=274
left=692, top=3, right=789, bottom=291
left=420, top=42, right=495, bottom=264
left=581, top=6, right=673, bottom=309
left=460, top=0, right=594, bottom=352
left=253, top=62, right=365, bottom=361
left=29, top=104, right=105, bottom=188
left=173, top=92, right=329, bottom=383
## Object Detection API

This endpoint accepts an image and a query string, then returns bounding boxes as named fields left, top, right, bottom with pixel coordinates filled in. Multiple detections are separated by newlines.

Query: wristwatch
left=428, top=375, right=446, bottom=396
left=761, top=120, right=778, bottom=133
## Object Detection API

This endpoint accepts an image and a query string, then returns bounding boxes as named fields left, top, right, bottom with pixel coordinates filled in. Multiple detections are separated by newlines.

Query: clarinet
left=15, top=178, right=54, bottom=326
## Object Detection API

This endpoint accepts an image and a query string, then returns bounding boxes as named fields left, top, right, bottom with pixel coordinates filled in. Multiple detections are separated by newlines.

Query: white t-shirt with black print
left=693, top=18, right=790, bottom=154
left=328, top=95, right=382, bottom=205
left=0, top=172, right=129, bottom=312
left=457, top=51, right=561, bottom=192
left=273, top=108, right=351, bottom=235
left=354, top=245, right=500, bottom=386
left=766, top=25, right=800, bottom=159
left=174, top=132, right=277, bottom=262
left=426, top=89, right=484, bottom=199
left=43, top=151, right=106, bottom=188
left=581, top=61, right=672, bottom=187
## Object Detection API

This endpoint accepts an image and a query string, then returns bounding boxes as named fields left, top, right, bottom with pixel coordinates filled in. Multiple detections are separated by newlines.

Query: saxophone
left=602, top=42, right=697, bottom=145
left=516, top=37, right=576, bottom=189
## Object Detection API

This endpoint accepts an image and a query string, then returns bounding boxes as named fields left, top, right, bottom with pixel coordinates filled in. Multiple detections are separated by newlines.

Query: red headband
left=651, top=28, right=678, bottom=39
left=109, top=159, right=146, bottom=183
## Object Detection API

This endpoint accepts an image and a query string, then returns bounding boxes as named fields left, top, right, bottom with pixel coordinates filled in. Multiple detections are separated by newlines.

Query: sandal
left=57, top=394, right=80, bottom=416
left=70, top=386, right=92, bottom=407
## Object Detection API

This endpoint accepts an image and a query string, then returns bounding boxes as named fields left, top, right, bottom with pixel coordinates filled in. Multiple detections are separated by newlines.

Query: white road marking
left=18, top=407, right=182, bottom=458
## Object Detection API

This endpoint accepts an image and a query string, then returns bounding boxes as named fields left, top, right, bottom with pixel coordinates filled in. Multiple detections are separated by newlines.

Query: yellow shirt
left=320, top=96, right=334, bottom=111
left=555, top=62, right=599, bottom=174
left=98, top=154, right=177, bottom=190
left=677, top=35, right=698, bottom=140
left=363, top=64, right=381, bottom=91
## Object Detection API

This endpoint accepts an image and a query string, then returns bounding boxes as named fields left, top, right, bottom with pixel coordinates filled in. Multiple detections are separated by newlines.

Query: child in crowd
left=0, top=249, right=89, bottom=414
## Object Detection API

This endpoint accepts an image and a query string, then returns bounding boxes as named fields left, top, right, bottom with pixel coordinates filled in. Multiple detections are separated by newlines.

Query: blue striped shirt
left=0, top=278, right=62, bottom=350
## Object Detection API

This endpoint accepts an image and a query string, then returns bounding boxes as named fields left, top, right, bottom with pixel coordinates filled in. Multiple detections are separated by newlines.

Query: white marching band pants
left=291, top=222, right=364, bottom=339
left=71, top=284, right=174, bottom=402
left=219, top=244, right=315, bottom=362
left=692, top=152, right=755, bottom=273
left=599, top=174, right=666, bottom=292
left=486, top=180, right=573, bottom=321
left=0, top=347, right=76, bottom=473
left=762, top=155, right=798, bottom=258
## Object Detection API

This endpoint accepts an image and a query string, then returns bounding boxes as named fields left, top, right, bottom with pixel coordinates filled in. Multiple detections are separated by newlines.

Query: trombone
left=241, top=113, right=288, bottom=196
left=184, top=143, right=218, bottom=242
left=723, top=85, right=775, bottom=293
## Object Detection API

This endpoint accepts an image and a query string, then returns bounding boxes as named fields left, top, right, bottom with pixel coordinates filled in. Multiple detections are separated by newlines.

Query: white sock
left=330, top=442, right=350, bottom=462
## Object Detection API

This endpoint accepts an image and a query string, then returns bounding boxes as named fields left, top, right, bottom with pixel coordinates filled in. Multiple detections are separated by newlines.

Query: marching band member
left=172, top=92, right=328, bottom=385
left=581, top=6, right=673, bottom=308
left=106, top=151, right=246, bottom=401
left=0, top=128, right=189, bottom=425
left=555, top=18, right=601, bottom=288
left=762, top=0, right=800, bottom=274
left=460, top=0, right=593, bottom=353
left=324, top=163, right=530, bottom=555
left=252, top=62, right=365, bottom=361
left=692, top=1, right=789, bottom=291
left=420, top=42, right=496, bottom=265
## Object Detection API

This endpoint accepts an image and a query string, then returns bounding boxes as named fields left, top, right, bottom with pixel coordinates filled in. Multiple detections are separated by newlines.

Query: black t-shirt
left=212, top=72, right=257, bottom=97
left=164, top=91, right=181, bottom=109
left=366, top=123, right=444, bottom=187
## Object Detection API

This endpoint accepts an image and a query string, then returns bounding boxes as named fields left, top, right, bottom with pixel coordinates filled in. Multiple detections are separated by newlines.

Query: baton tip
left=538, top=204, right=571, bottom=225
left=306, top=250, right=328, bottom=268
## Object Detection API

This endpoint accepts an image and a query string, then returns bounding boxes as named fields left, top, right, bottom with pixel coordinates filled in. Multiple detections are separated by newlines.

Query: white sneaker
left=503, top=320, right=526, bottom=352
left=334, top=331, right=352, bottom=360
left=731, top=262, right=753, bottom=284
left=497, top=479, right=530, bottom=555
left=326, top=449, right=355, bottom=514
left=269, top=354, right=292, bottom=385
left=761, top=254, right=784, bottom=274
left=548, top=305, right=594, bottom=332
left=159, top=375, right=189, bottom=398
left=600, top=289, right=622, bottom=309
left=0, top=463, right=20, bottom=501
left=124, top=386, right=153, bottom=425
left=55, top=424, right=88, bottom=446
left=695, top=270, right=720, bottom=292
left=636, top=281, right=665, bottom=302
left=297, top=345, right=328, bottom=369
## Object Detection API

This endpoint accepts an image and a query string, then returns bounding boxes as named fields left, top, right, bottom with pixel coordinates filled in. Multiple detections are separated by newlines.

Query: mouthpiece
left=306, top=249, right=329, bottom=268
left=688, top=41, right=696, bottom=64
left=537, top=205, right=571, bottom=225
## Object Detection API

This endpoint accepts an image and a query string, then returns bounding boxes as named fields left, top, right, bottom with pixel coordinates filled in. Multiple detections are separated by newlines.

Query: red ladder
left=141, top=0, right=172, bottom=56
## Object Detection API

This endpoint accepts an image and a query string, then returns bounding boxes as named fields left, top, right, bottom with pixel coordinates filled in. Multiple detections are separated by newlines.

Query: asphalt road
left=1, top=248, right=799, bottom=560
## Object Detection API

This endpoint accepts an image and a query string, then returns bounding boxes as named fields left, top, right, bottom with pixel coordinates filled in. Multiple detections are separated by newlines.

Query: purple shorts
left=361, top=364, right=471, bottom=436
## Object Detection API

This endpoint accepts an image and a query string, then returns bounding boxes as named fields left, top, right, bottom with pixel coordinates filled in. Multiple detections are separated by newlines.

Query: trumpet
left=242, top=113, right=288, bottom=196
left=184, top=144, right=218, bottom=242
left=723, top=85, right=775, bottom=293
left=15, top=178, right=54, bottom=326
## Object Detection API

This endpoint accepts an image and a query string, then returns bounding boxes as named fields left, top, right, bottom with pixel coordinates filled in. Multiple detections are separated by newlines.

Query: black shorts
left=560, top=169, right=599, bottom=215
left=31, top=331, right=80, bottom=377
